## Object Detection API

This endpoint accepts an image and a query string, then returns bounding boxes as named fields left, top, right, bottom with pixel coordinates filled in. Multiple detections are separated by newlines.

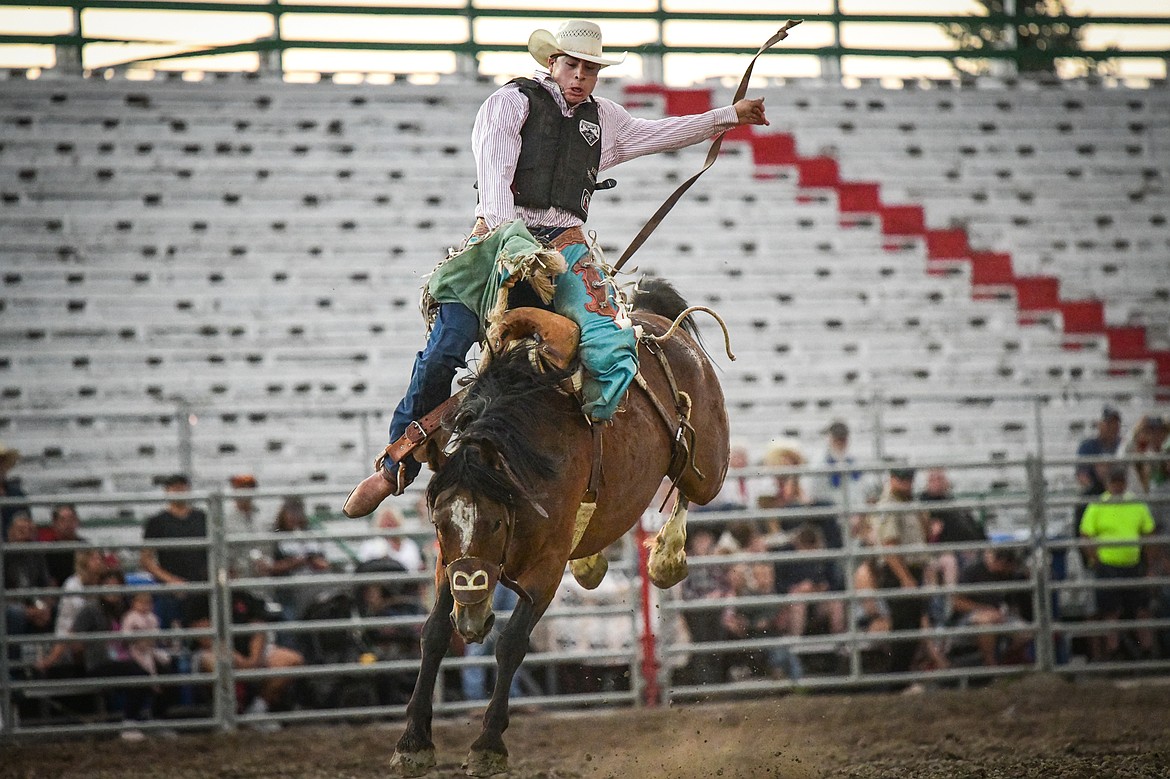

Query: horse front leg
left=391, top=582, right=455, bottom=777
left=463, top=594, right=536, bottom=777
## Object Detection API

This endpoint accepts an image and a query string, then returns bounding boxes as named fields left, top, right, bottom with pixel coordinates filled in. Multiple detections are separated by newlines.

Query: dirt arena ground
left=4, top=674, right=1168, bottom=778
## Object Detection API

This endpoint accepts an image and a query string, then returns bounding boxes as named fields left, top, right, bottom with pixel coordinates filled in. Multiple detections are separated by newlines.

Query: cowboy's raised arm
left=472, top=85, right=530, bottom=230
left=597, top=96, right=765, bottom=171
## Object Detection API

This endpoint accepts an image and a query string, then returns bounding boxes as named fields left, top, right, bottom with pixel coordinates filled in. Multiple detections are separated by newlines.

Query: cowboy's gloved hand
left=733, top=97, right=768, bottom=126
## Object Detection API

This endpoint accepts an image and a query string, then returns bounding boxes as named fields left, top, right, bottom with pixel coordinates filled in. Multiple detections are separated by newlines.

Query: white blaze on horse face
left=447, top=494, right=478, bottom=556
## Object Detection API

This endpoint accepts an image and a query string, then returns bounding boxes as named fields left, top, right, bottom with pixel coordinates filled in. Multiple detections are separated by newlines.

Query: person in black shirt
left=952, top=549, right=1032, bottom=666
left=140, top=474, right=209, bottom=627
left=4, top=515, right=55, bottom=647
left=188, top=588, right=304, bottom=719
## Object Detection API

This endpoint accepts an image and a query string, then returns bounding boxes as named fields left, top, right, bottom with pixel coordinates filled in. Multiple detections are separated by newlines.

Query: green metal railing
left=1, top=2, right=1168, bottom=78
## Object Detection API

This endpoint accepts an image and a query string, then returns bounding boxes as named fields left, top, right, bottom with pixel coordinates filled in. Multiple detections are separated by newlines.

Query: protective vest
left=510, top=78, right=603, bottom=221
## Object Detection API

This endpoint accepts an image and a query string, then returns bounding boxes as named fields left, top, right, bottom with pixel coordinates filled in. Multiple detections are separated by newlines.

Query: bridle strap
left=612, top=20, right=801, bottom=273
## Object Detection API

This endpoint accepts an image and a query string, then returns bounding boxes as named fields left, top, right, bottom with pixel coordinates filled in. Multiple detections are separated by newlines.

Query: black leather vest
left=510, top=78, right=603, bottom=221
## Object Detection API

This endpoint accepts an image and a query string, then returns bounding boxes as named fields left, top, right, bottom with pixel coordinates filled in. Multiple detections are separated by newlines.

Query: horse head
left=427, top=440, right=544, bottom=643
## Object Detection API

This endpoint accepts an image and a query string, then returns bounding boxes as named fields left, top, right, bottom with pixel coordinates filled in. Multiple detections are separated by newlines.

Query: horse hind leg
left=569, top=553, right=609, bottom=589
left=647, top=495, right=690, bottom=589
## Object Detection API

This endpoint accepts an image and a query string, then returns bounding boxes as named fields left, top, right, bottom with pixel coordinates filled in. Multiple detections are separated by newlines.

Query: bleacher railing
left=1, top=3, right=1168, bottom=80
left=3, top=452, right=1169, bottom=737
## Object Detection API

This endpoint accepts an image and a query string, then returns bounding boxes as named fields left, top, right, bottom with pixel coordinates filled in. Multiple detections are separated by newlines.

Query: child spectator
left=122, top=591, right=172, bottom=677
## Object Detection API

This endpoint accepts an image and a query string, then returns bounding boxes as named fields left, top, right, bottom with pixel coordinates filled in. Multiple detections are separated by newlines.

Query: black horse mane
left=426, top=344, right=572, bottom=508
left=427, top=276, right=698, bottom=509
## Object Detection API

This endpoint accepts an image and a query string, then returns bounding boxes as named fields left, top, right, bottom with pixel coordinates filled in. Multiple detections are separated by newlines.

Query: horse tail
left=630, top=277, right=705, bottom=350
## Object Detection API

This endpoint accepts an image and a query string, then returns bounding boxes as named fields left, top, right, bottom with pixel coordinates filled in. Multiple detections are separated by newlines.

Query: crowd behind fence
left=3, top=452, right=1170, bottom=739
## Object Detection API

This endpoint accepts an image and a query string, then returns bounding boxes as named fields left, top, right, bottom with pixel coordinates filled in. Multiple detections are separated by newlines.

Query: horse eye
left=493, top=518, right=503, bottom=533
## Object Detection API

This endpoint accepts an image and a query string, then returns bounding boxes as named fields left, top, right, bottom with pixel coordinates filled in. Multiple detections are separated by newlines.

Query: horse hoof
left=648, top=553, right=688, bottom=589
left=390, top=748, right=437, bottom=777
left=463, top=749, right=508, bottom=777
left=569, top=552, right=608, bottom=589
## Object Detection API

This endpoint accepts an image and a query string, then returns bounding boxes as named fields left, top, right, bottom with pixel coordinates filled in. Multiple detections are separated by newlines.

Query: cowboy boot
left=343, top=449, right=418, bottom=518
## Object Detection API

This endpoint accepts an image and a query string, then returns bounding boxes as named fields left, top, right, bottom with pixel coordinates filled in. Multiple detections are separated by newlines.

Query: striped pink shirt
left=472, top=72, right=739, bottom=229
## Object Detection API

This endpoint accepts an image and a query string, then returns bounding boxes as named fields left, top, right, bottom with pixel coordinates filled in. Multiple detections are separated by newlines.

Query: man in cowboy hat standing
left=345, top=19, right=769, bottom=517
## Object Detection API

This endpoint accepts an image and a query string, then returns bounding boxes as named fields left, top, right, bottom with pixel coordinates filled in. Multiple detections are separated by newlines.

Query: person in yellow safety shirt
left=1079, top=464, right=1156, bottom=661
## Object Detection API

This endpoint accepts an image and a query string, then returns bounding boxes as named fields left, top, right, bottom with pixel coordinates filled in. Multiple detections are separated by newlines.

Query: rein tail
left=642, top=305, right=736, bottom=361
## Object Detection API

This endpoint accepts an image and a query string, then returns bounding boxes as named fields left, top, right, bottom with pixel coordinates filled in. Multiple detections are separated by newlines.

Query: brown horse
left=390, top=280, right=730, bottom=777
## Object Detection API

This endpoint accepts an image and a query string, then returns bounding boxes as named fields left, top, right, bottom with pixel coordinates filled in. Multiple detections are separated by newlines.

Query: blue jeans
left=387, top=302, right=480, bottom=474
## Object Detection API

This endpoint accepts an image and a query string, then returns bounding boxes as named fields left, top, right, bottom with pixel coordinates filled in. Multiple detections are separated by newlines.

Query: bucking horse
left=390, top=278, right=730, bottom=776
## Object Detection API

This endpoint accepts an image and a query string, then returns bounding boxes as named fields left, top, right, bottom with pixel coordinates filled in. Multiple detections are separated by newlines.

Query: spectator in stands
left=677, top=526, right=726, bottom=685
left=0, top=442, right=30, bottom=537
left=1074, top=406, right=1123, bottom=523
left=36, top=569, right=165, bottom=738
left=54, top=548, right=107, bottom=637
left=869, top=468, right=947, bottom=680
left=719, top=558, right=779, bottom=681
left=771, top=522, right=847, bottom=680
left=259, top=496, right=331, bottom=621
left=703, top=443, right=760, bottom=512
left=1123, top=415, right=1169, bottom=495
left=852, top=555, right=891, bottom=636
left=1079, top=465, right=1156, bottom=661
left=758, top=440, right=845, bottom=554
left=226, top=473, right=262, bottom=577
left=919, top=467, right=986, bottom=626
left=950, top=548, right=1032, bottom=667
left=139, top=473, right=209, bottom=630
left=189, top=588, right=304, bottom=724
left=4, top=514, right=56, bottom=646
left=122, top=590, right=172, bottom=678
left=343, top=18, right=773, bottom=517
left=814, top=420, right=865, bottom=506
left=357, top=506, right=425, bottom=571
left=39, top=503, right=88, bottom=588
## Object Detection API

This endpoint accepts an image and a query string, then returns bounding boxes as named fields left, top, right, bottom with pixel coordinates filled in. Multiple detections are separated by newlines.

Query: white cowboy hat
left=528, top=20, right=627, bottom=68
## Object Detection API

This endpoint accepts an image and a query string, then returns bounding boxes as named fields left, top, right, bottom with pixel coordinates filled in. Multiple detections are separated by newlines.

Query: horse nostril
left=484, top=612, right=496, bottom=635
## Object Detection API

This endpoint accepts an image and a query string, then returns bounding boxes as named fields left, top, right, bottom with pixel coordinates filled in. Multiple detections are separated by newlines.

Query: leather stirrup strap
left=379, top=386, right=470, bottom=468
left=612, top=20, right=801, bottom=273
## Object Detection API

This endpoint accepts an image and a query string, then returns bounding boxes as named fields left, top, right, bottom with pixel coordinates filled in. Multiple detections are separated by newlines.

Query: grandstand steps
left=0, top=74, right=1166, bottom=494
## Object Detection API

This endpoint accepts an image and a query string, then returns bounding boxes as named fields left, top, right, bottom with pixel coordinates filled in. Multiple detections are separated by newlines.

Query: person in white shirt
left=345, top=19, right=770, bottom=518
left=357, top=507, right=425, bottom=571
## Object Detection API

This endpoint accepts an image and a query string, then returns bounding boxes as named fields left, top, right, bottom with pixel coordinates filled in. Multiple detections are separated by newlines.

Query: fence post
left=458, top=0, right=479, bottom=78
left=636, top=519, right=660, bottom=706
left=209, top=490, right=238, bottom=730
left=1026, top=454, right=1055, bottom=673
left=839, top=469, right=863, bottom=680
left=176, top=399, right=194, bottom=482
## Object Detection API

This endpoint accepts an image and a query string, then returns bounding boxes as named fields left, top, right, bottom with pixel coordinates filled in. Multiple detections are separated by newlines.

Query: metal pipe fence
left=3, top=452, right=1170, bottom=738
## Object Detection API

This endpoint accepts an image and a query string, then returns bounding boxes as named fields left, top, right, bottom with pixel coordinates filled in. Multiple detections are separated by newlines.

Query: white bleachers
left=0, top=73, right=1166, bottom=497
